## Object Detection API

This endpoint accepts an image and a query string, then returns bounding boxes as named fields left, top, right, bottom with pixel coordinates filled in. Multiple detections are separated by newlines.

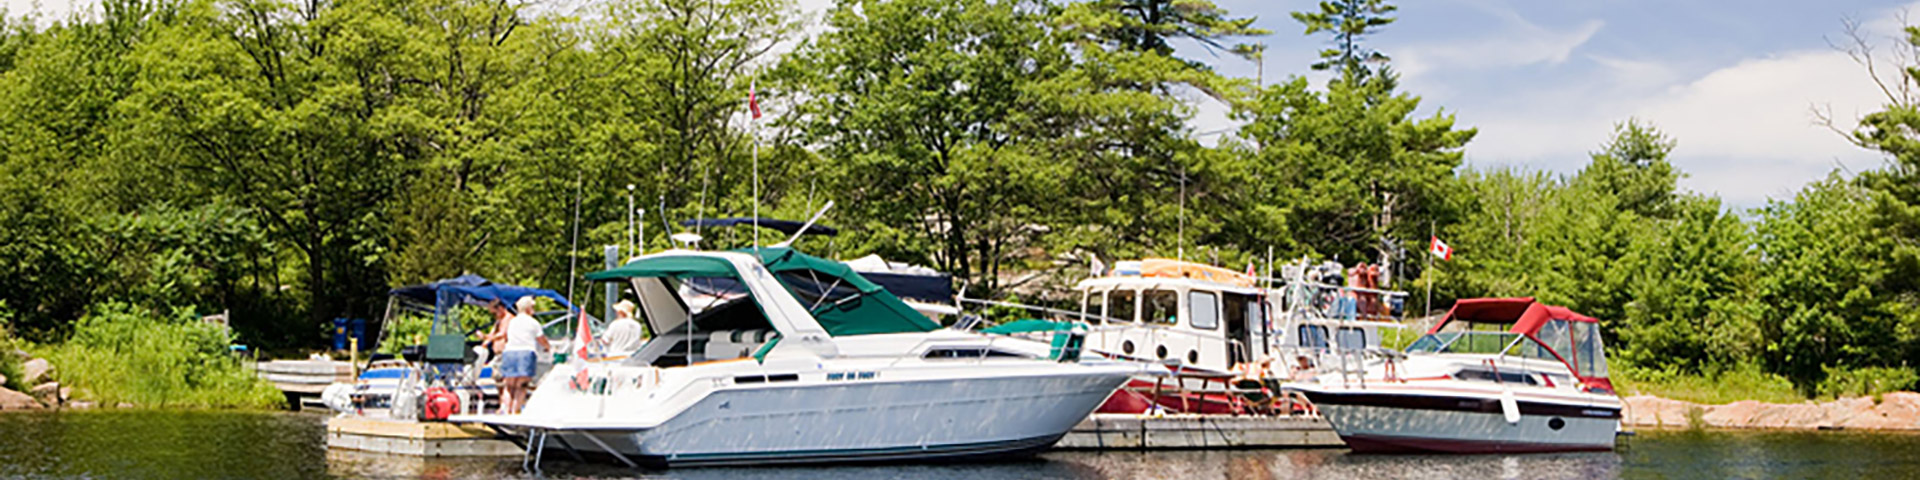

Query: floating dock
left=1056, top=414, right=1343, bottom=449
left=326, top=416, right=522, bottom=457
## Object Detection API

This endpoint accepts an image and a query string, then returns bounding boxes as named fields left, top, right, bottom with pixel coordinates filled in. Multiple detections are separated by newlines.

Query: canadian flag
left=747, top=79, right=763, bottom=119
left=1429, top=236, right=1453, bottom=261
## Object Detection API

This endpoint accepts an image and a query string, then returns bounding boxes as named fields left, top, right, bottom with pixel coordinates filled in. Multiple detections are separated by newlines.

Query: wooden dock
left=1056, top=414, right=1344, bottom=449
left=257, top=359, right=354, bottom=409
left=326, top=416, right=523, bottom=457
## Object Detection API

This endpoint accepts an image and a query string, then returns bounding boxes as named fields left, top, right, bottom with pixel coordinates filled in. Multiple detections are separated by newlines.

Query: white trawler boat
left=1289, top=297, right=1623, bottom=453
left=454, top=247, right=1143, bottom=468
left=1067, top=258, right=1409, bottom=415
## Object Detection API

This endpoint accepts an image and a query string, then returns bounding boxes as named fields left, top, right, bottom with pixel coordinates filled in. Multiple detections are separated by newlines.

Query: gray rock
left=0, top=387, right=41, bottom=409
left=0, top=373, right=7, bottom=387
left=59, top=386, right=70, bottom=402
left=21, top=358, right=50, bottom=385
left=66, top=400, right=95, bottom=409
left=29, top=382, right=58, bottom=405
left=114, top=402, right=133, bottom=408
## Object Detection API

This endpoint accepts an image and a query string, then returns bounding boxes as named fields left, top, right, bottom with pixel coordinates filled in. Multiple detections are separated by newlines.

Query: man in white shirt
left=499, top=296, right=550, bottom=414
left=602, top=300, right=644, bottom=357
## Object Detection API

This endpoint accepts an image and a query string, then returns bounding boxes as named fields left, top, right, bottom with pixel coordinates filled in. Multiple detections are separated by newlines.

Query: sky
left=7, top=0, right=1915, bottom=207
left=1188, top=0, right=1915, bottom=208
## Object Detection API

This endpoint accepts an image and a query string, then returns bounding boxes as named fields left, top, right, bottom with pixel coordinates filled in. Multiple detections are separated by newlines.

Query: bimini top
left=586, top=247, right=939, bottom=337
left=388, top=273, right=575, bottom=313
left=1432, top=297, right=1598, bottom=336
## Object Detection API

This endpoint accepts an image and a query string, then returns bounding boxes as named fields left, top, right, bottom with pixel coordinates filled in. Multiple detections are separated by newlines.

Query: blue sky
left=1184, top=0, right=1914, bottom=207
left=10, top=0, right=1911, bottom=207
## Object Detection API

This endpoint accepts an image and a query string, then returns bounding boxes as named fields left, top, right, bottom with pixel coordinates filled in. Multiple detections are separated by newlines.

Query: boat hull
left=534, top=371, right=1130, bottom=467
left=1300, top=388, right=1619, bottom=454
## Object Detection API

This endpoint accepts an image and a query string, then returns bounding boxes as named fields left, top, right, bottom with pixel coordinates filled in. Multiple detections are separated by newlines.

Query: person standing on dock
left=603, top=300, right=644, bottom=358
left=501, top=296, right=550, bottom=414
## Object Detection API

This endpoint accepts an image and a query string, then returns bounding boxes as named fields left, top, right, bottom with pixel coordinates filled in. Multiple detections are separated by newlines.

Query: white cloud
left=1395, top=13, right=1604, bottom=77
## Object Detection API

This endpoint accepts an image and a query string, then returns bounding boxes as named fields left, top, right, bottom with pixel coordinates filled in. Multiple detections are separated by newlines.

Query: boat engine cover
left=421, top=387, right=460, bottom=421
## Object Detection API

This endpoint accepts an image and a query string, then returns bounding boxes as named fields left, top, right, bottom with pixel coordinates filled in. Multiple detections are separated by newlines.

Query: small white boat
left=455, top=247, right=1144, bottom=468
left=1288, top=297, right=1622, bottom=453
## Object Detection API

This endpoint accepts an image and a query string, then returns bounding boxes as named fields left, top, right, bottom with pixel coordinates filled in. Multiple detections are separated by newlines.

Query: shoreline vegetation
left=3, top=0, right=1920, bottom=411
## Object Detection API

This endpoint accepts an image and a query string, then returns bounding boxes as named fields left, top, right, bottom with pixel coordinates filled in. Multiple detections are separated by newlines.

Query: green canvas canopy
left=746, top=247, right=941, bottom=336
left=584, top=255, right=737, bottom=280
left=584, top=248, right=940, bottom=337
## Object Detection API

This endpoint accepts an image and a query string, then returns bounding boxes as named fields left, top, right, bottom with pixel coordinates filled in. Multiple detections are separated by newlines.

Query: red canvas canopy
left=1431, top=297, right=1614, bottom=393
left=1429, top=297, right=1599, bottom=336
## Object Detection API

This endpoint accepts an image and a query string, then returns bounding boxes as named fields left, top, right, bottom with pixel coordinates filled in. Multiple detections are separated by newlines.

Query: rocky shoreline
left=1625, top=393, right=1920, bottom=430
left=0, top=351, right=85, bottom=410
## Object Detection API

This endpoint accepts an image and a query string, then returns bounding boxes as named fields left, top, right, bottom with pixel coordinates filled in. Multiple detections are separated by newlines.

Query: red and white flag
left=747, top=78, right=763, bottom=119
left=1429, top=236, right=1453, bottom=261
left=573, top=308, right=595, bottom=361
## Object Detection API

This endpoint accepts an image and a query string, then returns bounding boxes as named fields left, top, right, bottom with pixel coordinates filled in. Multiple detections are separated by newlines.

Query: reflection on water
left=7, top=411, right=1920, bottom=479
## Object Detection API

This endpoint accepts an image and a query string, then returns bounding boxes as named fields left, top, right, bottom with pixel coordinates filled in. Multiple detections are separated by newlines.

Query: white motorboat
left=1288, top=297, right=1622, bottom=453
left=454, top=247, right=1143, bottom=468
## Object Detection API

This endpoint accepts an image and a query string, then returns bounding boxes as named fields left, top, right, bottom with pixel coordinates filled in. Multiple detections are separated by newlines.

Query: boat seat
left=702, top=329, right=777, bottom=361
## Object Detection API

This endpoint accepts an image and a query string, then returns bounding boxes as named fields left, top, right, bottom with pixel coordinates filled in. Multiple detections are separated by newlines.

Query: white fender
left=1500, top=388, right=1520, bottom=424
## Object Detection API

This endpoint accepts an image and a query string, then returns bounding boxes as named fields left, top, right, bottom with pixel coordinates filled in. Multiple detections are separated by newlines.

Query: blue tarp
left=389, top=274, right=575, bottom=314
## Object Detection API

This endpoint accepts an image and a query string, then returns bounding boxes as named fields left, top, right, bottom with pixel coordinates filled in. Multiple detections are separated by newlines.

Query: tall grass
left=1614, top=362, right=1803, bottom=405
left=37, top=302, right=282, bottom=409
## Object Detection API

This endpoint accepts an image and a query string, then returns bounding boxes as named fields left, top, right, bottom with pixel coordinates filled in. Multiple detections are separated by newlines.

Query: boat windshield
left=1406, top=331, right=1517, bottom=354
left=1405, top=330, right=1566, bottom=364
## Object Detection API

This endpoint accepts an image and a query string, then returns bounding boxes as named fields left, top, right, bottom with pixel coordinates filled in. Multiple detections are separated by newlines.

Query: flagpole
left=1426, top=220, right=1434, bottom=317
left=751, top=77, right=760, bottom=249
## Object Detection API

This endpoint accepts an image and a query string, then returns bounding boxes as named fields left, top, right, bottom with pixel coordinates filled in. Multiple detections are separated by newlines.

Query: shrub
left=1817, top=366, right=1919, bottom=399
left=0, top=301, right=22, bottom=391
left=1614, top=361, right=1800, bottom=404
left=41, top=302, right=283, bottom=408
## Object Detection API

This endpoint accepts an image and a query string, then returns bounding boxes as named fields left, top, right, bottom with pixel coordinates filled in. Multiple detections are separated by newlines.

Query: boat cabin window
left=1143, top=289, right=1178, bottom=326
left=1298, top=325, right=1328, bottom=349
left=1106, top=289, right=1137, bottom=324
left=923, top=346, right=1031, bottom=359
left=1572, top=321, right=1609, bottom=377
left=1335, top=327, right=1366, bottom=350
left=1188, top=291, right=1219, bottom=330
left=1453, top=367, right=1539, bottom=386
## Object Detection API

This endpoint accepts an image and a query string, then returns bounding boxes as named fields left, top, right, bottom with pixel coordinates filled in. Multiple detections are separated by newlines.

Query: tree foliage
left=1291, top=0, right=1396, bottom=80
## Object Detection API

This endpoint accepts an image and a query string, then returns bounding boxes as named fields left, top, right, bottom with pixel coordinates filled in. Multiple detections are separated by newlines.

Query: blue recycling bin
left=348, top=318, right=367, bottom=350
left=332, top=318, right=349, bottom=351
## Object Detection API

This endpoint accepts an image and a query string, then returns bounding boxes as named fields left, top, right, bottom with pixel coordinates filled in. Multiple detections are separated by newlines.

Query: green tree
left=1059, top=0, right=1268, bottom=63
left=1753, top=177, right=1916, bottom=394
left=777, top=0, right=1075, bottom=292
left=1291, top=0, right=1397, bottom=80
left=1236, top=76, right=1474, bottom=273
left=1576, top=119, right=1681, bottom=218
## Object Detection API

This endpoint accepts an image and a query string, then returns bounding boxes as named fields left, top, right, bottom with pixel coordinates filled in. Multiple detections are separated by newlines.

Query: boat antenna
left=775, top=200, right=834, bottom=248
left=626, top=184, right=637, bottom=255
left=1177, top=165, right=1186, bottom=263
left=567, top=171, right=583, bottom=316
left=658, top=195, right=674, bottom=246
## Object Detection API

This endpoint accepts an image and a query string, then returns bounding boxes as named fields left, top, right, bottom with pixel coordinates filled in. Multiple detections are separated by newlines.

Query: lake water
left=4, top=410, right=1920, bottom=479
